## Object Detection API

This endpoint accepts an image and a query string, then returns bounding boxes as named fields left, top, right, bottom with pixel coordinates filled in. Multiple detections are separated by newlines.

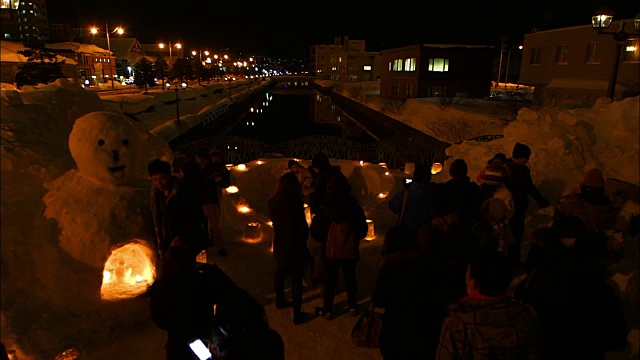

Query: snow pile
left=438, top=96, right=640, bottom=202
left=1, top=83, right=171, bottom=359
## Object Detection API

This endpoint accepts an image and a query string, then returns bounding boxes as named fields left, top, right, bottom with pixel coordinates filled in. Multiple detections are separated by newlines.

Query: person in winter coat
left=476, top=154, right=515, bottom=219
left=287, top=159, right=314, bottom=203
left=554, top=168, right=621, bottom=236
left=472, top=197, right=515, bottom=253
left=213, top=287, right=285, bottom=360
left=267, top=172, right=311, bottom=325
left=372, top=224, right=451, bottom=360
left=148, top=244, right=233, bottom=360
left=388, top=162, right=435, bottom=239
left=149, top=159, right=182, bottom=256
left=434, top=158, right=484, bottom=223
left=513, top=215, right=628, bottom=360
left=505, top=143, right=550, bottom=265
left=435, top=247, right=541, bottom=360
left=307, top=152, right=343, bottom=215
left=312, top=173, right=368, bottom=319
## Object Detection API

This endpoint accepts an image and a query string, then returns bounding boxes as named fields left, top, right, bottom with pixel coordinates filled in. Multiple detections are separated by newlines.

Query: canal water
left=226, top=88, right=376, bottom=144
left=173, top=83, right=450, bottom=168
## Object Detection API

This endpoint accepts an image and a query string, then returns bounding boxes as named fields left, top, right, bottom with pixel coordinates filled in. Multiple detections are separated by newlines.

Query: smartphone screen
left=189, top=339, right=213, bottom=360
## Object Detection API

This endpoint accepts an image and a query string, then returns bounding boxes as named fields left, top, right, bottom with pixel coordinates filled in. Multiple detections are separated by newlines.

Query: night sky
left=46, top=0, right=638, bottom=58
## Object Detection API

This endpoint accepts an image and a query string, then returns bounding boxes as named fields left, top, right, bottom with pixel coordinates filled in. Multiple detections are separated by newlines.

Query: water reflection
left=227, top=89, right=375, bottom=144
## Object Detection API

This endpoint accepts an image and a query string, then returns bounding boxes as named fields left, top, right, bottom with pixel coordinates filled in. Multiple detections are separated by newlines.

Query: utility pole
left=496, top=35, right=507, bottom=88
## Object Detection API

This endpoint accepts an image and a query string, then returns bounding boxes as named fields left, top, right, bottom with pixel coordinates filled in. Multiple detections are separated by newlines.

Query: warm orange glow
left=236, top=164, right=247, bottom=171
left=237, top=204, right=252, bottom=214
left=431, top=162, right=443, bottom=175
left=196, top=250, right=207, bottom=263
left=225, top=185, right=239, bottom=194
left=365, top=220, right=375, bottom=240
left=305, top=206, right=312, bottom=226
left=242, top=222, right=262, bottom=243
left=377, top=192, right=389, bottom=199
left=360, top=160, right=364, bottom=166
left=100, top=240, right=156, bottom=301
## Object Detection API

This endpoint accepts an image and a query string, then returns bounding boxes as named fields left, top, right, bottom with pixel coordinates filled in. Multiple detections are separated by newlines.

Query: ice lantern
left=243, top=222, right=262, bottom=243
left=100, top=240, right=156, bottom=301
left=431, top=162, right=443, bottom=175
left=365, top=220, right=375, bottom=240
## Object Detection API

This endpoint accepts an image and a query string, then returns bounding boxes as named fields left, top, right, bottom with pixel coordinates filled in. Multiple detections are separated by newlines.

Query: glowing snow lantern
left=257, top=160, right=264, bottom=165
left=236, top=164, right=247, bottom=171
left=378, top=162, right=387, bottom=168
left=243, top=222, right=262, bottom=243
left=359, top=160, right=364, bottom=166
left=431, top=162, right=443, bottom=175
left=266, top=220, right=273, bottom=227
left=404, top=162, right=415, bottom=175
left=304, top=203, right=312, bottom=226
left=365, top=220, right=375, bottom=240
left=378, top=192, right=389, bottom=199
left=100, top=240, right=156, bottom=301
left=237, top=204, right=252, bottom=214
left=225, top=185, right=239, bottom=194
left=384, top=171, right=390, bottom=176
left=196, top=250, right=208, bottom=263
left=225, top=163, right=234, bottom=170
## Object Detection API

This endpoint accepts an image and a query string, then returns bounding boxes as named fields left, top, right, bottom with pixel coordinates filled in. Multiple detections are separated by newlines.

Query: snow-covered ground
left=1, top=78, right=638, bottom=359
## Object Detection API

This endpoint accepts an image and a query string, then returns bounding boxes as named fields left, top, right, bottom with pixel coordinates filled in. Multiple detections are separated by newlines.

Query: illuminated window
left=585, top=42, right=602, bottom=64
left=623, top=39, right=639, bottom=62
left=555, top=45, right=570, bottom=64
left=428, top=58, right=449, bottom=72
left=363, top=65, right=372, bottom=71
left=404, top=58, right=416, bottom=71
left=338, top=57, right=342, bottom=62
left=392, top=59, right=403, bottom=71
left=388, top=61, right=392, bottom=71
left=530, top=48, right=542, bottom=64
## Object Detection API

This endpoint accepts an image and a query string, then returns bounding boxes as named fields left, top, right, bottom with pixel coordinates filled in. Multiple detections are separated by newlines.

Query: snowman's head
left=69, top=111, right=139, bottom=186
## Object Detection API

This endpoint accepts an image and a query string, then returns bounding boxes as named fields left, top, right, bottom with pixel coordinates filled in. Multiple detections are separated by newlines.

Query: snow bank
left=438, top=96, right=640, bottom=202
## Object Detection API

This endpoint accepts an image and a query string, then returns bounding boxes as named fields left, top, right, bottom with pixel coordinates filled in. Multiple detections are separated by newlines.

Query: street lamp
left=165, top=81, right=188, bottom=122
left=89, top=23, right=124, bottom=90
left=159, top=41, right=182, bottom=68
left=591, top=7, right=640, bottom=100
left=504, top=45, right=523, bottom=87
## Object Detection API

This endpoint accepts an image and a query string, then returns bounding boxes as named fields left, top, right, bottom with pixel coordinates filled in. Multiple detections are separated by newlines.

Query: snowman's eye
left=122, top=139, right=129, bottom=146
left=98, top=139, right=105, bottom=146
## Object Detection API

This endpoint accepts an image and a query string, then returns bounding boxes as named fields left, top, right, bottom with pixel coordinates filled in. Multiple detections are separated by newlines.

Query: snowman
left=43, top=111, right=158, bottom=269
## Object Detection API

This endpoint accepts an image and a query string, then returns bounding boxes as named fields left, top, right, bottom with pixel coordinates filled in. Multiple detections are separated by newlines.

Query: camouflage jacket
left=436, top=295, right=540, bottom=360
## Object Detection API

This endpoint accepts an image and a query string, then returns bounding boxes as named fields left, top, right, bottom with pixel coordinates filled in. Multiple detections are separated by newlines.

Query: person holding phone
left=388, top=163, right=435, bottom=240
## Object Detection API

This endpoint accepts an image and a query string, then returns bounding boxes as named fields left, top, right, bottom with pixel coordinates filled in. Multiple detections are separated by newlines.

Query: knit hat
left=583, top=168, right=605, bottom=188
left=287, top=159, right=299, bottom=169
left=512, top=143, right=531, bottom=159
left=449, top=159, right=468, bottom=178
left=480, top=159, right=506, bottom=183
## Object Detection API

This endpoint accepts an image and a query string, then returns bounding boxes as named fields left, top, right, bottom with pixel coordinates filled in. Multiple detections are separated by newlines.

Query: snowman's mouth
left=109, top=166, right=126, bottom=173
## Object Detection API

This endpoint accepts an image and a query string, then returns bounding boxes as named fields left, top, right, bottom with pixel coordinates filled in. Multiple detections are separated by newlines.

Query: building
left=329, top=50, right=379, bottom=82
left=45, top=42, right=115, bottom=86
left=0, top=0, right=49, bottom=41
left=0, top=40, right=76, bottom=84
left=519, top=19, right=640, bottom=106
left=379, top=44, right=495, bottom=100
left=310, top=36, right=367, bottom=79
left=89, top=37, right=148, bottom=79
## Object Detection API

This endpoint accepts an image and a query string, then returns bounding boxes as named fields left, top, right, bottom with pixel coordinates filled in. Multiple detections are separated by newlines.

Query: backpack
left=326, top=220, right=358, bottom=260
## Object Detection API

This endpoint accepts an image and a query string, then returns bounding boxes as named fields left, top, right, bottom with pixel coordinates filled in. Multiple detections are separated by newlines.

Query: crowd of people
left=140, top=144, right=636, bottom=360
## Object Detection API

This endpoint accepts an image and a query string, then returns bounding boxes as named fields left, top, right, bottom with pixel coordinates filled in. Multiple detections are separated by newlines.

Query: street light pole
left=505, top=45, right=523, bottom=88
left=495, top=35, right=507, bottom=88
left=90, top=23, right=123, bottom=90
left=591, top=9, right=640, bottom=100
